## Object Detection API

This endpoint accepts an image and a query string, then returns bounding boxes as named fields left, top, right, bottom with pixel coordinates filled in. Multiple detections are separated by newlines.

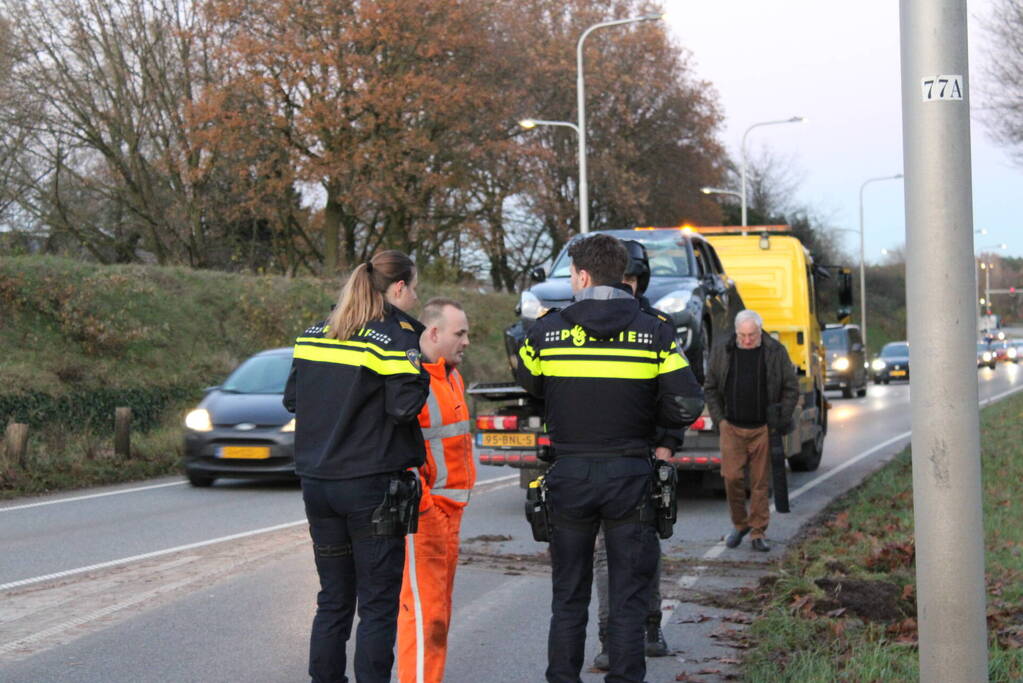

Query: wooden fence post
left=4, top=423, right=29, bottom=468
left=115, top=407, right=132, bottom=458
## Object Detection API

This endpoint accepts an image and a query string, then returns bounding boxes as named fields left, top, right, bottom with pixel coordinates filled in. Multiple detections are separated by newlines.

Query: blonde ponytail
left=326, top=251, right=416, bottom=341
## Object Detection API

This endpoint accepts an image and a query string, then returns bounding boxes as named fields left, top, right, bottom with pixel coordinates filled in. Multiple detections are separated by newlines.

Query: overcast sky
left=662, top=0, right=1018, bottom=262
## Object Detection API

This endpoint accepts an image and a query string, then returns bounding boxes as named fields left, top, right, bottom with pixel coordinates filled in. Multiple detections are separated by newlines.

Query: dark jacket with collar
left=283, top=306, right=430, bottom=479
left=516, top=284, right=703, bottom=455
left=704, top=332, right=799, bottom=434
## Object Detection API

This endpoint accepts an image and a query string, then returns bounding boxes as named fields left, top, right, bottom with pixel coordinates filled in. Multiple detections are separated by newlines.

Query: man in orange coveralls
left=397, top=297, right=474, bottom=683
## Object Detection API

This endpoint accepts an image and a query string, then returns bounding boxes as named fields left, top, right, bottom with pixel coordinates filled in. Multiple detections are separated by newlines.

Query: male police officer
left=592, top=239, right=683, bottom=670
left=517, top=234, right=703, bottom=683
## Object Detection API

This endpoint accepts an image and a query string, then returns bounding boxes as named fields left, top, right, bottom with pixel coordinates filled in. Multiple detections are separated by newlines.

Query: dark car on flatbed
left=505, top=228, right=744, bottom=384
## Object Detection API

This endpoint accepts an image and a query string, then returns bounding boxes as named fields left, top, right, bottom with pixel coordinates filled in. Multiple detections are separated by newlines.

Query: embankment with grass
left=741, top=391, right=1023, bottom=681
left=0, top=256, right=516, bottom=498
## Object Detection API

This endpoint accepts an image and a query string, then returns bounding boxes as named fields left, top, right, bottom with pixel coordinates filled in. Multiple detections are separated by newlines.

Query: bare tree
left=980, top=0, right=1023, bottom=163
left=5, top=0, right=236, bottom=264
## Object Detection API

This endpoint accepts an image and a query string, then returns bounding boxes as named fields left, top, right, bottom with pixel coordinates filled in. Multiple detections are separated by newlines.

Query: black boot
left=644, top=616, right=669, bottom=657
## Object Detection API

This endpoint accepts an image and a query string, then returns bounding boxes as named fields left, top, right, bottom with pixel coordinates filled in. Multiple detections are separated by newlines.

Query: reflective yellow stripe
left=538, top=359, right=658, bottom=379
left=659, top=352, right=689, bottom=373
left=293, top=342, right=418, bottom=375
left=519, top=342, right=542, bottom=376
left=539, top=347, right=658, bottom=359
left=295, top=337, right=408, bottom=358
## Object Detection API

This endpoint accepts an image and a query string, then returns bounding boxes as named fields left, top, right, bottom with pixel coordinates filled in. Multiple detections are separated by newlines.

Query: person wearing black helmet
left=590, top=239, right=683, bottom=670
left=622, top=239, right=653, bottom=308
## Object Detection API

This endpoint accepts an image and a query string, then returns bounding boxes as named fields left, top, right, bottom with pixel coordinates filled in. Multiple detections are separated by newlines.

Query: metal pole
left=576, top=14, right=662, bottom=235
left=900, top=1, right=988, bottom=680
left=858, top=186, right=866, bottom=351
left=739, top=117, right=805, bottom=232
left=576, top=34, right=589, bottom=234
left=986, top=264, right=991, bottom=315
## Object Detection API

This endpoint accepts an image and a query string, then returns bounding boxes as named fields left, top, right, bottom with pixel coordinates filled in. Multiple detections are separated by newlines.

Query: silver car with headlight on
left=182, top=347, right=297, bottom=487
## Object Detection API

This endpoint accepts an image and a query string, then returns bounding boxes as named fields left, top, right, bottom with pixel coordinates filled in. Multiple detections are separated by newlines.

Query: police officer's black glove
left=767, top=403, right=794, bottom=435
left=659, top=394, right=704, bottom=428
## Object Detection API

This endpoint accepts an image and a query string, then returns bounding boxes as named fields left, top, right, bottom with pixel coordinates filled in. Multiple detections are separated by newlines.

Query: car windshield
left=221, top=354, right=292, bottom=394
left=822, top=328, right=848, bottom=350
left=548, top=234, right=694, bottom=278
left=978, top=343, right=990, bottom=352
left=881, top=343, right=909, bottom=358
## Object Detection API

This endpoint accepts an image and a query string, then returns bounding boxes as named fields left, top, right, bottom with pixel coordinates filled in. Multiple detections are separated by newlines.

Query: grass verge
left=1, top=256, right=517, bottom=499
left=740, top=391, right=1023, bottom=681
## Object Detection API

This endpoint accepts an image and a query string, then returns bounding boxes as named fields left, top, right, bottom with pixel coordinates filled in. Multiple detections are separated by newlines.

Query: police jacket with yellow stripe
left=283, top=306, right=430, bottom=480
left=516, top=285, right=703, bottom=455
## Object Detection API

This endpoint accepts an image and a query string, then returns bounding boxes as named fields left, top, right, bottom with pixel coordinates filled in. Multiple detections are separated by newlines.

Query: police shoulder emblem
left=406, top=348, right=422, bottom=369
left=399, top=321, right=414, bottom=331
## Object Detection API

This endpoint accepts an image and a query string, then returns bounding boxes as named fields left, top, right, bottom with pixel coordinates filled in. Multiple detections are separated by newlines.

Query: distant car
left=822, top=324, right=868, bottom=398
left=182, top=348, right=296, bottom=487
left=977, top=341, right=996, bottom=370
left=990, top=340, right=1018, bottom=364
left=871, top=341, right=910, bottom=384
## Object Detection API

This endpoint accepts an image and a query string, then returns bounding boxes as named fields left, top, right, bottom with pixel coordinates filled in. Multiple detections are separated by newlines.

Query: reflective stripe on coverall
left=397, top=358, right=475, bottom=683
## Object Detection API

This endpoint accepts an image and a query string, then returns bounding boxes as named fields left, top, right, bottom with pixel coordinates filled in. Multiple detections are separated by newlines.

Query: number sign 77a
left=921, top=75, right=964, bottom=102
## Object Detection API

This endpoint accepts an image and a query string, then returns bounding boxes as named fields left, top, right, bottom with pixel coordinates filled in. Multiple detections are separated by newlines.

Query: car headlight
left=185, top=408, right=213, bottom=432
left=281, top=418, right=296, bottom=432
left=519, top=291, right=548, bottom=320
left=871, top=359, right=887, bottom=371
left=983, top=351, right=993, bottom=362
left=831, top=357, right=850, bottom=371
left=652, top=290, right=692, bottom=314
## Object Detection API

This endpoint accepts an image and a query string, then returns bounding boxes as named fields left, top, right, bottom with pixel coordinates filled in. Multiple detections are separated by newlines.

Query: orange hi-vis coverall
left=397, top=357, right=476, bottom=683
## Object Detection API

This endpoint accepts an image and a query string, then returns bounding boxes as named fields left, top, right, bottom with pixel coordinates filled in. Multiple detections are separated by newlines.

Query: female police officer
left=284, top=250, right=430, bottom=683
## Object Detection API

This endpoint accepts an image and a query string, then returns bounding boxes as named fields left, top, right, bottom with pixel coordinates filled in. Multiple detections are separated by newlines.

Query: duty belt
left=551, top=447, right=651, bottom=459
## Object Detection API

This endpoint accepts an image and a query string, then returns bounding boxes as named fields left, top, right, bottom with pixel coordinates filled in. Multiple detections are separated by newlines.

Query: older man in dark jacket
left=704, top=310, right=799, bottom=552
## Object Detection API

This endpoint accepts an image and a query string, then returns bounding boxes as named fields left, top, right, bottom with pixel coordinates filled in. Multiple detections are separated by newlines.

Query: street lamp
left=976, top=243, right=1007, bottom=316
left=857, top=173, right=904, bottom=355
left=518, top=119, right=580, bottom=135
left=740, top=116, right=806, bottom=229
left=700, top=186, right=744, bottom=201
left=577, top=13, right=664, bottom=233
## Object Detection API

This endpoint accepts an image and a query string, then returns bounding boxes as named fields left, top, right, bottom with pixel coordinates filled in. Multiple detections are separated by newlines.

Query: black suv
left=822, top=324, right=868, bottom=398
left=504, top=228, right=744, bottom=383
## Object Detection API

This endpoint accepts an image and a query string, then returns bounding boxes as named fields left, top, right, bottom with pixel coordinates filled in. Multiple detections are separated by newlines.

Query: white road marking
left=0, top=480, right=187, bottom=513
left=0, top=472, right=519, bottom=594
left=0, top=520, right=308, bottom=593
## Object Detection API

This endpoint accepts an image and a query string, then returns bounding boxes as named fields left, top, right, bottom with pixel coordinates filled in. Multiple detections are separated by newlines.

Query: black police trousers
left=301, top=473, right=405, bottom=683
left=545, top=455, right=659, bottom=683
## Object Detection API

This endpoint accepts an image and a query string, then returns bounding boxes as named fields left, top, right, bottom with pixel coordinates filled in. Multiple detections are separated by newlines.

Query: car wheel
left=187, top=472, right=216, bottom=487
left=841, top=386, right=853, bottom=399
left=856, top=384, right=867, bottom=398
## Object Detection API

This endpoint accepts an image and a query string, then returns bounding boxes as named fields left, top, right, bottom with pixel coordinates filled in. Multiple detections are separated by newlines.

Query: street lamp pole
left=577, top=13, right=663, bottom=234
left=857, top=174, right=903, bottom=355
left=975, top=244, right=1007, bottom=320
left=739, top=116, right=806, bottom=230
